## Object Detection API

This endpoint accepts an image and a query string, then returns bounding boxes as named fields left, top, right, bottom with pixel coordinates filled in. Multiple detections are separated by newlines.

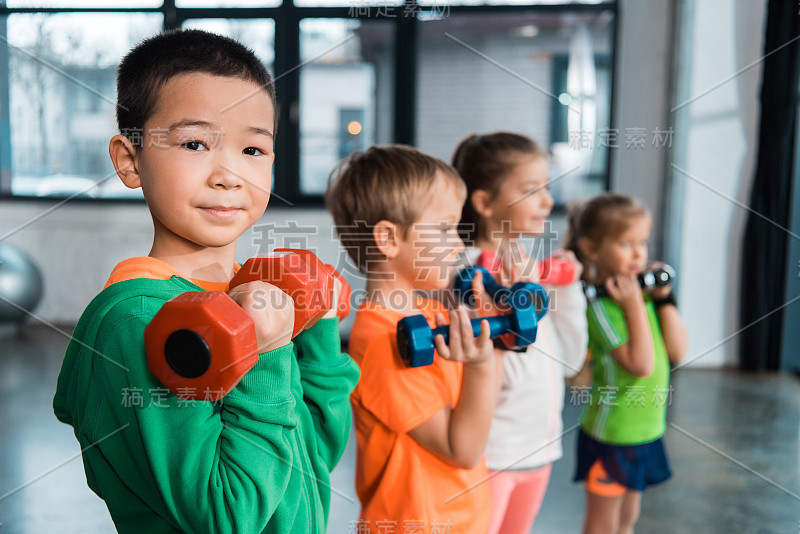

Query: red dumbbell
left=476, top=250, right=575, bottom=286
left=325, top=264, right=352, bottom=320
left=144, top=291, right=258, bottom=401
left=145, top=250, right=352, bottom=401
left=230, top=248, right=337, bottom=337
left=536, top=254, right=576, bottom=286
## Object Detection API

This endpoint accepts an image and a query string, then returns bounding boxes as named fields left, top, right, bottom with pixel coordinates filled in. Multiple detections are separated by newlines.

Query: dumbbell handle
left=583, top=266, right=676, bottom=300
left=428, top=314, right=513, bottom=345
left=397, top=306, right=535, bottom=367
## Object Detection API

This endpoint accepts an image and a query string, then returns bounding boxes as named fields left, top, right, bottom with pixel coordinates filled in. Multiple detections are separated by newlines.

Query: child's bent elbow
left=449, top=451, right=483, bottom=470
left=451, top=458, right=480, bottom=470
left=628, top=360, right=654, bottom=378
left=669, top=347, right=688, bottom=365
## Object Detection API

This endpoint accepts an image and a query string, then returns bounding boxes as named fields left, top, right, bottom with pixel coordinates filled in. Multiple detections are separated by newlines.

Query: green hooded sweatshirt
left=53, top=275, right=360, bottom=533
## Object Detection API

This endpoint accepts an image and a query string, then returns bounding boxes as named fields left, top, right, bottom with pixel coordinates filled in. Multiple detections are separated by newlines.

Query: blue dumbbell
left=396, top=291, right=542, bottom=368
left=453, top=266, right=550, bottom=315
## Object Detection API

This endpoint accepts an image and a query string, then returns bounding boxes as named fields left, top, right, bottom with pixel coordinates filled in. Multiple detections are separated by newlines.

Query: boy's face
left=394, top=174, right=465, bottom=291
left=135, top=73, right=275, bottom=251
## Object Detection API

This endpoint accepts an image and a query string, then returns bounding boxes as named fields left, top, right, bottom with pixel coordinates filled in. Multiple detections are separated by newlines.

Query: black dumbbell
left=582, top=265, right=676, bottom=300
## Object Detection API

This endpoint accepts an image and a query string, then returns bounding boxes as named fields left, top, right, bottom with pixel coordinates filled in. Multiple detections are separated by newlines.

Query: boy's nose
left=209, top=160, right=244, bottom=190
left=542, top=189, right=554, bottom=209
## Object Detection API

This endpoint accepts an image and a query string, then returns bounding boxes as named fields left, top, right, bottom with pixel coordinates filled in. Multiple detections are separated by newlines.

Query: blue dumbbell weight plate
left=396, top=314, right=436, bottom=368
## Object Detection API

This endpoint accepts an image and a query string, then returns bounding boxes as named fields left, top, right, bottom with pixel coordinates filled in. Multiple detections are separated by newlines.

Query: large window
left=0, top=0, right=615, bottom=204
left=299, top=18, right=394, bottom=194
left=5, top=12, right=163, bottom=198
left=182, top=17, right=275, bottom=66
left=416, top=10, right=613, bottom=206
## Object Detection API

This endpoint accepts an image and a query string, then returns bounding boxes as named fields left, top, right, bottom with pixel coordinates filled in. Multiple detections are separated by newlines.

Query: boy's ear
left=471, top=189, right=493, bottom=218
left=109, top=134, right=141, bottom=189
left=373, top=220, right=400, bottom=259
left=577, top=237, right=597, bottom=262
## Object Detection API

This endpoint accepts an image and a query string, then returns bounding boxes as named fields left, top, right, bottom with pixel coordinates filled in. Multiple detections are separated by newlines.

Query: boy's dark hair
left=452, top=132, right=546, bottom=245
left=117, top=29, right=276, bottom=145
left=326, top=144, right=466, bottom=274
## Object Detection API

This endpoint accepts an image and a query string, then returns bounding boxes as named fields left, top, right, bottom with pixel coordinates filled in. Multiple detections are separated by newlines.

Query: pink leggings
left=487, top=464, right=553, bottom=534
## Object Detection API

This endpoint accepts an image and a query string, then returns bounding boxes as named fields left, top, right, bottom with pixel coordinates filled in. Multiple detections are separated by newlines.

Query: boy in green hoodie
left=53, top=29, right=359, bottom=533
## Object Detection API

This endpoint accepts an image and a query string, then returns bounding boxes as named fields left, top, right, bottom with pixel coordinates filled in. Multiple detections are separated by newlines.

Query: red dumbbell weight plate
left=325, top=264, right=352, bottom=320
left=144, top=291, right=258, bottom=401
left=537, top=256, right=575, bottom=286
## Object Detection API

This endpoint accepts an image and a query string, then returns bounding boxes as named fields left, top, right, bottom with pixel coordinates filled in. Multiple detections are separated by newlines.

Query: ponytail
left=452, top=132, right=545, bottom=246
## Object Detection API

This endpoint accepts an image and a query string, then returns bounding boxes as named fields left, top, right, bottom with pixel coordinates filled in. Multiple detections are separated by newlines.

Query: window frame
left=0, top=0, right=617, bottom=207
left=550, top=53, right=613, bottom=206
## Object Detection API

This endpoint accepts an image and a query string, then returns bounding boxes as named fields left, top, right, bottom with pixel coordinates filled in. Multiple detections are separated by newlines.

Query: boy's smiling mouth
left=199, top=206, right=242, bottom=218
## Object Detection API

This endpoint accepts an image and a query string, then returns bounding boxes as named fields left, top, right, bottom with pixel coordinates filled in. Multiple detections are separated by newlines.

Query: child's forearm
left=656, top=304, right=689, bottom=364
left=293, top=317, right=360, bottom=471
left=493, top=350, right=505, bottom=398
left=448, top=360, right=497, bottom=469
left=613, top=301, right=655, bottom=377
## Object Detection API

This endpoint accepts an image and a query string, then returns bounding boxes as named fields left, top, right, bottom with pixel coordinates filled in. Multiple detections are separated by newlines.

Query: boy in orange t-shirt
left=326, top=145, right=501, bottom=533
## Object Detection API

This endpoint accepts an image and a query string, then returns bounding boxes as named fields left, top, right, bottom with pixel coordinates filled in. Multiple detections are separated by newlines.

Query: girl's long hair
left=452, top=132, right=545, bottom=246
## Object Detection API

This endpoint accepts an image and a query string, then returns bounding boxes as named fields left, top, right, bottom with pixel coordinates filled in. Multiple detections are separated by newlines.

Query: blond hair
left=326, top=144, right=466, bottom=273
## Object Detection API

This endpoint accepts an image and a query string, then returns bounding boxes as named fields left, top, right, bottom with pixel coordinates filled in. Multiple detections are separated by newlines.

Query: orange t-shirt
left=348, top=297, right=490, bottom=534
left=104, top=257, right=237, bottom=292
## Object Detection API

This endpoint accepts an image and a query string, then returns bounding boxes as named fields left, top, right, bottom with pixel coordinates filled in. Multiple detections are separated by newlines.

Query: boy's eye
left=527, top=183, right=550, bottom=196
left=243, top=147, right=264, bottom=156
left=440, top=223, right=457, bottom=234
left=181, top=140, right=207, bottom=151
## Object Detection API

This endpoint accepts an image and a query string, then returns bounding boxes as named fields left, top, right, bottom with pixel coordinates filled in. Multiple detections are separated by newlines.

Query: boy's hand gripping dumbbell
left=144, top=249, right=351, bottom=400
left=231, top=248, right=351, bottom=336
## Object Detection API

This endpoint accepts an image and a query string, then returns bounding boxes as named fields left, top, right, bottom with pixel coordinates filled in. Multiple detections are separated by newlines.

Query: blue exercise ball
left=0, top=244, right=44, bottom=323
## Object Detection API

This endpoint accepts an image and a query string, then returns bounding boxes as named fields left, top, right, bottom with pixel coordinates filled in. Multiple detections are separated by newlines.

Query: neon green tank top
left=580, top=295, right=671, bottom=445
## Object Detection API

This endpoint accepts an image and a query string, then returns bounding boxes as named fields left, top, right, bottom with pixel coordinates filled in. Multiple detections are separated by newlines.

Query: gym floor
left=1, top=325, right=798, bottom=533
